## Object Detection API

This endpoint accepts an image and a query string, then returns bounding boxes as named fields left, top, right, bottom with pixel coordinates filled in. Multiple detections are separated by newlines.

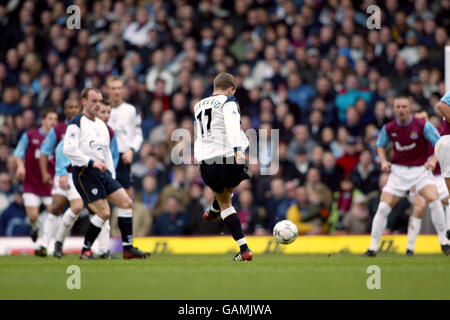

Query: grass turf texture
left=0, top=253, right=449, bottom=300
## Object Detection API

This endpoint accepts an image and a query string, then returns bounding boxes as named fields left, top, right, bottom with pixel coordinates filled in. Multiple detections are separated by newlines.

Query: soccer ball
left=273, top=220, right=298, bottom=244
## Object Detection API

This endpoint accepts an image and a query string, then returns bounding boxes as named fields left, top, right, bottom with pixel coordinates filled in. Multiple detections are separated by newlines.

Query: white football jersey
left=63, top=114, right=116, bottom=178
left=108, top=102, right=143, bottom=153
left=194, top=94, right=249, bottom=162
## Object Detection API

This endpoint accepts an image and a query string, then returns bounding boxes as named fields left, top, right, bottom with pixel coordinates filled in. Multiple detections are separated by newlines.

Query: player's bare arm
left=377, top=146, right=391, bottom=173
left=15, top=157, right=26, bottom=181
left=39, top=154, right=53, bottom=186
left=424, top=154, right=438, bottom=171
left=58, top=175, right=69, bottom=190
left=121, top=148, right=134, bottom=164
left=437, top=101, right=450, bottom=123
left=93, top=161, right=107, bottom=172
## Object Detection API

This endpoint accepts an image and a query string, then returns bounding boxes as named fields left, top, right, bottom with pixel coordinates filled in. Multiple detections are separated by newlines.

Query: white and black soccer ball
left=273, top=220, right=298, bottom=244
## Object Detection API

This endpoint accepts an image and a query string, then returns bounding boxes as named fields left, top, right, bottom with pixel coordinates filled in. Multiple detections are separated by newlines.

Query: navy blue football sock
left=224, top=213, right=248, bottom=253
left=83, top=223, right=102, bottom=251
left=118, top=217, right=133, bottom=250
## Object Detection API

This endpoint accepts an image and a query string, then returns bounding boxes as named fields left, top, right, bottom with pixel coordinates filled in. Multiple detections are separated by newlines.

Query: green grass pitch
left=1, top=253, right=449, bottom=300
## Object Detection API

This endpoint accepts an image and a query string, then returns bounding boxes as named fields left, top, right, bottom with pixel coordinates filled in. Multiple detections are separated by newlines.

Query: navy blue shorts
left=72, top=166, right=123, bottom=205
left=200, top=157, right=252, bottom=194
left=116, top=154, right=132, bottom=189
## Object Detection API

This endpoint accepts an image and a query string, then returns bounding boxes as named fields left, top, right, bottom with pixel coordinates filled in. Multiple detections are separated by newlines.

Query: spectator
left=141, top=176, right=158, bottom=211
left=151, top=195, right=190, bottom=235
left=152, top=166, right=190, bottom=216
left=123, top=7, right=155, bottom=48
left=287, top=185, right=326, bottom=235
left=350, top=149, right=381, bottom=195
left=335, top=74, right=372, bottom=123
left=336, top=136, right=361, bottom=177
left=0, top=184, right=30, bottom=236
left=291, top=146, right=311, bottom=186
left=342, top=194, right=370, bottom=234
left=236, top=189, right=267, bottom=235
left=287, top=124, right=317, bottom=162
left=287, top=73, right=315, bottom=120
left=329, top=177, right=363, bottom=234
left=320, top=151, right=345, bottom=193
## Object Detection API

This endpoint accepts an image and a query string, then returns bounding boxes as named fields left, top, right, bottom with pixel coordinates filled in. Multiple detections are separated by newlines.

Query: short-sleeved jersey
left=56, top=126, right=119, bottom=177
left=193, top=94, right=249, bottom=162
left=439, top=91, right=450, bottom=136
left=108, top=102, right=143, bottom=153
left=14, top=128, right=55, bottom=196
left=63, top=114, right=116, bottom=178
left=377, top=117, right=440, bottom=166
left=40, top=121, right=68, bottom=156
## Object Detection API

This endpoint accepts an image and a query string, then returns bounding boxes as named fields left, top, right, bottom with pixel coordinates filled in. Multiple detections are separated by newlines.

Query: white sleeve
left=63, top=124, right=91, bottom=167
left=223, top=101, right=243, bottom=149
left=131, top=112, right=143, bottom=152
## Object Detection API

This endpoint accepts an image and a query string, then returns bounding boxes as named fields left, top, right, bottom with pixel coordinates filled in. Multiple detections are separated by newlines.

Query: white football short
left=408, top=174, right=449, bottom=203
left=383, top=164, right=435, bottom=198
left=435, top=135, right=450, bottom=178
left=51, top=174, right=82, bottom=201
left=23, top=193, right=52, bottom=207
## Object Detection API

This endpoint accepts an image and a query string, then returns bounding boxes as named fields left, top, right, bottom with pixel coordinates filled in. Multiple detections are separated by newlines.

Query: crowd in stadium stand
left=0, top=0, right=449, bottom=237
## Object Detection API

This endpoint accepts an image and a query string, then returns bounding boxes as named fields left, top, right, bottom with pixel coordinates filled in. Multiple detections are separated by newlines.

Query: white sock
left=369, top=202, right=392, bottom=251
left=221, top=206, right=237, bottom=220
left=38, top=213, right=59, bottom=248
left=55, top=208, right=78, bottom=243
left=429, top=200, right=448, bottom=245
left=97, top=219, right=111, bottom=254
left=445, top=205, right=450, bottom=231
left=406, top=217, right=422, bottom=252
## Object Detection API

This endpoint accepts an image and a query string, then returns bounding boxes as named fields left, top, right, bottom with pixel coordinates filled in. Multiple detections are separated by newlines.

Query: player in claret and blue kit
left=194, top=73, right=253, bottom=261
left=35, top=99, right=82, bottom=257
left=13, top=107, right=58, bottom=246
left=364, top=96, right=450, bottom=256
left=405, top=110, right=450, bottom=256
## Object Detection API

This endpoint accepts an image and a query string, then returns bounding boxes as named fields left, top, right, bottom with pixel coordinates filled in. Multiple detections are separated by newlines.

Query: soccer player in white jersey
left=405, top=110, right=450, bottom=255
left=63, top=88, right=149, bottom=259
left=194, top=73, right=253, bottom=261
left=53, top=99, right=120, bottom=259
left=106, top=76, right=143, bottom=251
left=435, top=91, right=450, bottom=238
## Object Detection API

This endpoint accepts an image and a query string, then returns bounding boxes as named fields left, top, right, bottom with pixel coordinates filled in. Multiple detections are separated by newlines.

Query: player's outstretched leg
left=363, top=202, right=391, bottom=257
left=97, top=220, right=118, bottom=259
left=363, top=191, right=401, bottom=257
left=35, top=212, right=59, bottom=257
left=420, top=185, right=450, bottom=255
left=79, top=199, right=110, bottom=260
left=214, top=187, right=252, bottom=262
left=25, top=206, right=40, bottom=243
left=53, top=199, right=83, bottom=258
left=108, top=188, right=150, bottom=259
left=36, top=196, right=67, bottom=257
